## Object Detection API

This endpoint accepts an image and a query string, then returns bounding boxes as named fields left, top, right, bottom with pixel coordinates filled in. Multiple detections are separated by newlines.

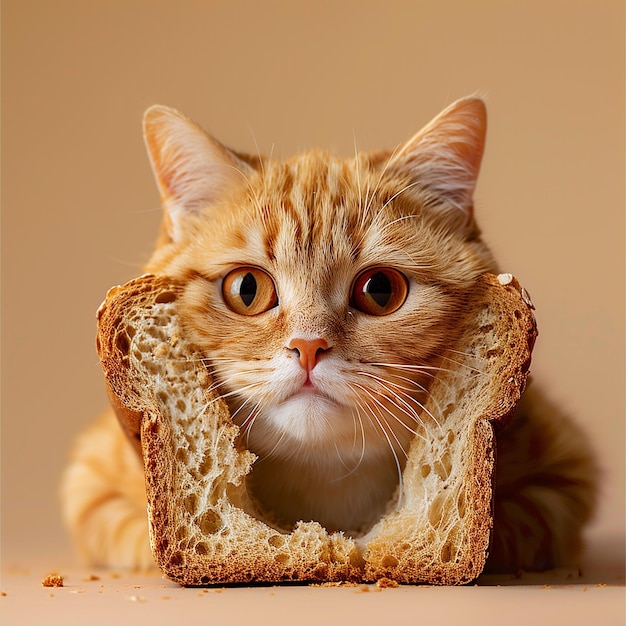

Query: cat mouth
left=287, top=385, right=339, bottom=406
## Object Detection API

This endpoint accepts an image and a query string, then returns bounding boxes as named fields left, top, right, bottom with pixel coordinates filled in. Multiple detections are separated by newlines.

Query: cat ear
left=143, top=105, right=252, bottom=241
left=390, top=96, right=486, bottom=219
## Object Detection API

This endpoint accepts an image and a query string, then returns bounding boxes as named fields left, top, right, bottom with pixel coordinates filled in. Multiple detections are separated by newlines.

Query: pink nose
left=288, top=337, right=329, bottom=373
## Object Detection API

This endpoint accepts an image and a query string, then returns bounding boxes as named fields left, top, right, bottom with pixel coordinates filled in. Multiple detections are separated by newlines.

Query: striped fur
left=62, top=97, right=596, bottom=571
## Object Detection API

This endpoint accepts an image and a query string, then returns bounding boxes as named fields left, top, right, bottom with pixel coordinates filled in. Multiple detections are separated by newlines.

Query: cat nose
left=287, top=337, right=330, bottom=373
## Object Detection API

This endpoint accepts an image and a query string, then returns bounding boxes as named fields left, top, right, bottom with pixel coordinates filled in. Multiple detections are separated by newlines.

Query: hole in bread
left=175, top=447, right=189, bottom=464
left=440, top=542, right=453, bottom=563
left=268, top=534, right=286, bottom=548
left=196, top=510, right=223, bottom=535
left=441, top=403, right=455, bottom=420
left=420, top=464, right=431, bottom=478
left=145, top=325, right=165, bottom=340
left=183, top=493, right=198, bottom=515
left=134, top=348, right=151, bottom=368
left=198, top=453, right=214, bottom=476
left=275, top=553, right=291, bottom=565
left=382, top=555, right=399, bottom=568
left=457, top=487, right=467, bottom=518
left=115, top=331, right=130, bottom=355
left=485, top=348, right=503, bottom=358
left=428, top=492, right=447, bottom=528
left=195, top=542, right=208, bottom=555
left=155, top=290, right=177, bottom=304
left=434, top=452, right=452, bottom=480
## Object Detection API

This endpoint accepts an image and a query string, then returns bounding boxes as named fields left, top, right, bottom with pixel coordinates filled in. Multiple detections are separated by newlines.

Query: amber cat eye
left=351, top=267, right=409, bottom=316
left=222, top=267, right=278, bottom=315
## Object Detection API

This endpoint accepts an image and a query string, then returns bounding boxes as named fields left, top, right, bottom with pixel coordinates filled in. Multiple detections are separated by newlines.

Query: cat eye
left=222, top=267, right=278, bottom=316
left=351, top=267, right=409, bottom=316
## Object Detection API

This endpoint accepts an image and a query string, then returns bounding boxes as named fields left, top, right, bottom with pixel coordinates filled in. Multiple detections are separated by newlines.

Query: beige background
left=2, top=0, right=624, bottom=616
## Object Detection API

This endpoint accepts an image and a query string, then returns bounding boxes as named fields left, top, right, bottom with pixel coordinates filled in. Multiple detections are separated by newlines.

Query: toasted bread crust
left=96, top=272, right=536, bottom=585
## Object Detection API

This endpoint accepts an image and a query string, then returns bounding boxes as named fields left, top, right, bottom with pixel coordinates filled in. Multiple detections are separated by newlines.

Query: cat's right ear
left=143, top=105, right=252, bottom=242
left=388, top=96, right=487, bottom=224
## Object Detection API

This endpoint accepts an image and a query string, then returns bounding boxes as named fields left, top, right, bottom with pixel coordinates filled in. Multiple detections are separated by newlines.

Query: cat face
left=143, top=98, right=496, bottom=481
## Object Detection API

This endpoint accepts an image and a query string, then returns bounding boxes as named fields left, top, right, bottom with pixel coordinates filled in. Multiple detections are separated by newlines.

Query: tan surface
left=1, top=537, right=625, bottom=626
left=2, top=0, right=624, bottom=621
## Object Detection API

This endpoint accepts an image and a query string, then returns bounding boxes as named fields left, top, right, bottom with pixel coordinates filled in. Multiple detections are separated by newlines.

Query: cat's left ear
left=143, top=105, right=252, bottom=242
left=389, top=96, right=486, bottom=220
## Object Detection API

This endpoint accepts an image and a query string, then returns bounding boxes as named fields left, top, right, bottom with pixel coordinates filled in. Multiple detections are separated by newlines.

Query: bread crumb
left=161, top=595, right=171, bottom=600
left=596, top=583, right=608, bottom=588
left=1, top=592, right=7, bottom=597
left=82, top=574, right=101, bottom=582
left=376, top=577, right=399, bottom=589
left=42, top=574, right=64, bottom=588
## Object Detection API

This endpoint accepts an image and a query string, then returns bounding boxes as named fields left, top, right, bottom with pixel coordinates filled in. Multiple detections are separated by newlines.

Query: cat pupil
left=366, top=272, right=392, bottom=307
left=239, top=272, right=257, bottom=307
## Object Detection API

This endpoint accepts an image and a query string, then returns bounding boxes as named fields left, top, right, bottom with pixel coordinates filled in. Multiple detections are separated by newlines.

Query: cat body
left=62, top=98, right=596, bottom=573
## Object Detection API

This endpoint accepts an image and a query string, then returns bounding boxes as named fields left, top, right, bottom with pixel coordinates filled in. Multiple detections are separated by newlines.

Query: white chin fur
left=240, top=392, right=357, bottom=460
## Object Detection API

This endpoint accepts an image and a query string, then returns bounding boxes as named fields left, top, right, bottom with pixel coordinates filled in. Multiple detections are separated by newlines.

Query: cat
left=61, top=96, right=597, bottom=574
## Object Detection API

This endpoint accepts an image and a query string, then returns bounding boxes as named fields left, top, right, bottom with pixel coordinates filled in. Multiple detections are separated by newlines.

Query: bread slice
left=96, top=272, right=537, bottom=585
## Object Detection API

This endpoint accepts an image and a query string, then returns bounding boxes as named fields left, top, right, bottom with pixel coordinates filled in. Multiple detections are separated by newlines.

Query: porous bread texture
left=97, top=273, right=536, bottom=586
left=362, top=276, right=535, bottom=583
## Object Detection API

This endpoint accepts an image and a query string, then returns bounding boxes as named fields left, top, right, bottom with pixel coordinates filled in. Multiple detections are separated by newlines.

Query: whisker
left=352, top=382, right=418, bottom=445
left=247, top=125, right=266, bottom=179
left=368, top=362, right=454, bottom=379
left=370, top=359, right=485, bottom=381
left=330, top=407, right=367, bottom=483
left=352, top=392, right=404, bottom=507
left=363, top=144, right=403, bottom=215
left=353, top=379, right=431, bottom=442
left=204, top=380, right=264, bottom=407
left=258, top=423, right=291, bottom=462
left=438, top=354, right=484, bottom=376
left=353, top=133, right=364, bottom=215
left=380, top=371, right=430, bottom=395
left=239, top=403, right=264, bottom=450
left=379, top=180, right=423, bottom=212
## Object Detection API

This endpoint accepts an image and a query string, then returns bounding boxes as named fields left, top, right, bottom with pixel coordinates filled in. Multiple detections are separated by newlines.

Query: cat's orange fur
left=62, top=97, right=596, bottom=572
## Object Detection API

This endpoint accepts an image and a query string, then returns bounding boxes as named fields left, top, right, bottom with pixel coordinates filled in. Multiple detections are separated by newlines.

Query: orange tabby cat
left=62, top=97, right=596, bottom=573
